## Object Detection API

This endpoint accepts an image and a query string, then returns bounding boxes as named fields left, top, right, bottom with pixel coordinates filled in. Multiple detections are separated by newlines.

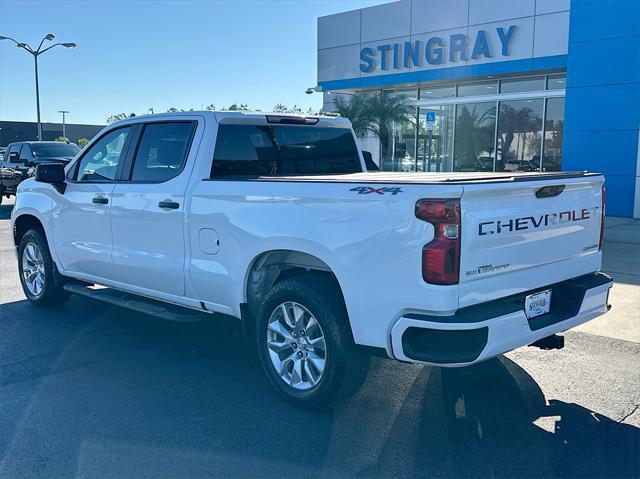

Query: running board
left=63, top=284, right=209, bottom=323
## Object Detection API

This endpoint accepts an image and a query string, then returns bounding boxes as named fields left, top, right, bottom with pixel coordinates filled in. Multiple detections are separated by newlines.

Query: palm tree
left=497, top=104, right=535, bottom=165
left=333, top=94, right=370, bottom=138
left=333, top=92, right=414, bottom=162
left=362, top=92, right=415, bottom=161
left=454, top=104, right=496, bottom=171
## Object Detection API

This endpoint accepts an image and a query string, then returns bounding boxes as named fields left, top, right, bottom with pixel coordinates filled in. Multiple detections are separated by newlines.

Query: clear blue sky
left=0, top=0, right=389, bottom=125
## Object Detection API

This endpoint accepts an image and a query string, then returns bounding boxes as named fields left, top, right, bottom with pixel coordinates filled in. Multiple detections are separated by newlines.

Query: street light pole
left=35, top=56, right=42, bottom=139
left=0, top=34, right=77, bottom=141
left=58, top=110, right=69, bottom=138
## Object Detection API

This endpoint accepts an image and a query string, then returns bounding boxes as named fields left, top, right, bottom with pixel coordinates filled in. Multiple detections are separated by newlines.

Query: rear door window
left=129, top=122, right=195, bottom=182
left=211, top=125, right=361, bottom=178
left=8, top=144, right=22, bottom=163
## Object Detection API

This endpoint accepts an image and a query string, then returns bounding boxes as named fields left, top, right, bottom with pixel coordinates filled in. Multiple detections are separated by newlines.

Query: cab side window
left=8, top=144, right=22, bottom=163
left=129, top=122, right=194, bottom=182
left=75, top=127, right=131, bottom=181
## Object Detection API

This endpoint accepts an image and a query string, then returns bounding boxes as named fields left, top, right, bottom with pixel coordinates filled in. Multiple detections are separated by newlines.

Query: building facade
left=316, top=0, right=640, bottom=217
left=0, top=121, right=104, bottom=147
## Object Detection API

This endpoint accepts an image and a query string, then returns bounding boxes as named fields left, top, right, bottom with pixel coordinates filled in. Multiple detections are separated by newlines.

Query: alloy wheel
left=266, top=301, right=327, bottom=391
left=21, top=242, right=45, bottom=297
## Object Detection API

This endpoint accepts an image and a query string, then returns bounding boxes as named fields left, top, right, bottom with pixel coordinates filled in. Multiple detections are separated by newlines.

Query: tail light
left=415, top=199, right=461, bottom=285
left=599, top=184, right=606, bottom=250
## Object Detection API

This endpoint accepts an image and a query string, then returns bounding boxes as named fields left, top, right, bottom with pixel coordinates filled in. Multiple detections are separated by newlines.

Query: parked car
left=474, top=155, right=494, bottom=171
left=503, top=158, right=540, bottom=172
left=10, top=111, right=612, bottom=408
left=0, top=141, right=80, bottom=204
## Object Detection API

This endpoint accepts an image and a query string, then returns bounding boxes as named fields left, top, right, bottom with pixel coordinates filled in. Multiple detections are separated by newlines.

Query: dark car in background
left=0, top=141, right=80, bottom=204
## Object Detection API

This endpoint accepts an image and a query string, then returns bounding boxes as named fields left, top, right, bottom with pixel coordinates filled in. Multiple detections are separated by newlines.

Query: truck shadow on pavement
left=0, top=297, right=638, bottom=478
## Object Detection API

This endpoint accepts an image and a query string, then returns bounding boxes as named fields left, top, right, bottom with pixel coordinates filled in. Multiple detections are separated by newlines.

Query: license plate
left=525, top=289, right=552, bottom=320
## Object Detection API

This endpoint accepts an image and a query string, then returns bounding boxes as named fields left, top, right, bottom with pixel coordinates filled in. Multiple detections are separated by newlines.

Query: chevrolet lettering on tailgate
left=479, top=207, right=601, bottom=236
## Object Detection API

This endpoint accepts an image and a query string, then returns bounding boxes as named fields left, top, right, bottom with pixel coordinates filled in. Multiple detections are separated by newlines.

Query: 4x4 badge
left=350, top=186, right=403, bottom=196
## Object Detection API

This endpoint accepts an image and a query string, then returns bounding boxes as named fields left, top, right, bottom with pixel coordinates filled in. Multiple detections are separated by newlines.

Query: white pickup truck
left=11, top=111, right=612, bottom=408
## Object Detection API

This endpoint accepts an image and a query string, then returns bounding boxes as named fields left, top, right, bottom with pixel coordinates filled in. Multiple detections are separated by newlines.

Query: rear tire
left=256, top=275, right=369, bottom=409
left=18, top=228, right=70, bottom=307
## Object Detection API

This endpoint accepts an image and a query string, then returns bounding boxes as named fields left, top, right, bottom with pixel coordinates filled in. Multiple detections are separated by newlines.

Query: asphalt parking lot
left=1, top=197, right=638, bottom=479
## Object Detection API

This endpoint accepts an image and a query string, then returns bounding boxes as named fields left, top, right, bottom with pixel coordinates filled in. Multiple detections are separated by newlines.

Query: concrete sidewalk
left=575, top=217, right=640, bottom=342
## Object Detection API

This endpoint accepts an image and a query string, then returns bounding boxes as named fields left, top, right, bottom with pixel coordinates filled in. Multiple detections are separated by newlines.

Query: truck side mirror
left=35, top=163, right=66, bottom=193
left=9, top=151, right=19, bottom=162
left=362, top=151, right=379, bottom=171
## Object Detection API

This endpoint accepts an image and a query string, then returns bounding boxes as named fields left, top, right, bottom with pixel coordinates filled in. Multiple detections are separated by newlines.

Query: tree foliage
left=106, top=113, right=136, bottom=123
left=272, top=104, right=320, bottom=115
left=77, top=138, right=89, bottom=148
left=167, top=107, right=195, bottom=112
left=107, top=102, right=321, bottom=121
left=55, top=136, right=69, bottom=142
left=332, top=94, right=370, bottom=138
left=455, top=104, right=496, bottom=170
left=227, top=103, right=249, bottom=111
left=333, top=93, right=414, bottom=159
left=360, top=93, right=415, bottom=160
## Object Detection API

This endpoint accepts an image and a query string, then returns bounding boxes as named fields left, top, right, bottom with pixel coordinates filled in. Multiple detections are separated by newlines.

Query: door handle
left=158, top=200, right=179, bottom=210
left=92, top=196, right=109, bottom=205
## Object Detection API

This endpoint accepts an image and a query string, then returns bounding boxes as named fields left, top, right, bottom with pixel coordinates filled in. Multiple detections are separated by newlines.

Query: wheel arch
left=243, top=249, right=351, bottom=338
left=13, top=213, right=46, bottom=248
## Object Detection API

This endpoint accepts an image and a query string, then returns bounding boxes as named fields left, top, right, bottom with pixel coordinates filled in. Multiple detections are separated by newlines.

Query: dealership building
left=316, top=0, right=640, bottom=217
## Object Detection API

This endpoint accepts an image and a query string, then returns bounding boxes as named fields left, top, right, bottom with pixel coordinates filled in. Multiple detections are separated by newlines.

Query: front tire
left=257, top=275, right=369, bottom=409
left=18, top=228, right=70, bottom=307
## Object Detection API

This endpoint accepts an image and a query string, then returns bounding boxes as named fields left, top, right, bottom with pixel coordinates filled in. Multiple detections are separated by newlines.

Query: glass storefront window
left=543, top=97, right=564, bottom=171
left=500, top=76, right=545, bottom=94
left=382, top=90, right=418, bottom=171
left=384, top=89, right=419, bottom=101
left=386, top=116, right=417, bottom=171
left=496, top=99, right=544, bottom=172
left=547, top=74, right=566, bottom=90
left=379, top=73, right=565, bottom=173
left=457, top=81, right=498, bottom=97
left=419, top=85, right=456, bottom=100
left=453, top=102, right=497, bottom=171
left=417, top=105, right=455, bottom=172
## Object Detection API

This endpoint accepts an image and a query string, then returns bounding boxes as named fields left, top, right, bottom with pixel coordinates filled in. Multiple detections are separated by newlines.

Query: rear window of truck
left=211, top=124, right=361, bottom=178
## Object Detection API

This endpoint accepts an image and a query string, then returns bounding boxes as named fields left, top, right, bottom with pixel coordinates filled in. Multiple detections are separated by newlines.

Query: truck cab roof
left=109, top=110, right=350, bottom=128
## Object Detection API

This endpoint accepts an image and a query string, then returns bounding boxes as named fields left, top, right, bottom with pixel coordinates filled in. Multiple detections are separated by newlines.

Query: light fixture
left=0, top=33, right=77, bottom=140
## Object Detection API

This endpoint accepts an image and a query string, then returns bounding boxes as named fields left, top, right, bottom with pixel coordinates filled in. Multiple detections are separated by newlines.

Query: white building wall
left=317, top=0, right=570, bottom=85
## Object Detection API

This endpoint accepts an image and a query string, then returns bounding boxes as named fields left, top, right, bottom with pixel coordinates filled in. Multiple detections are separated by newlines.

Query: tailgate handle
left=535, top=185, right=565, bottom=198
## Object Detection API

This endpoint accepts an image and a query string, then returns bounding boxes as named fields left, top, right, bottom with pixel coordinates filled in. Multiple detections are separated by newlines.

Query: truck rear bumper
left=390, top=272, right=613, bottom=367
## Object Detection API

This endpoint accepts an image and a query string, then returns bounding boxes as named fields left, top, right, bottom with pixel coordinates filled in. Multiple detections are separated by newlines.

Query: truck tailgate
left=458, top=175, right=605, bottom=308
